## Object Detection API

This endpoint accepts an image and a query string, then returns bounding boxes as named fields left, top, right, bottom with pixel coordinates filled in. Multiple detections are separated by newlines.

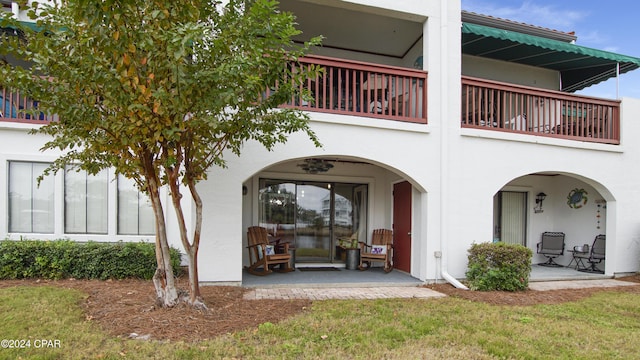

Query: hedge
left=0, top=240, right=182, bottom=280
left=465, top=242, right=533, bottom=291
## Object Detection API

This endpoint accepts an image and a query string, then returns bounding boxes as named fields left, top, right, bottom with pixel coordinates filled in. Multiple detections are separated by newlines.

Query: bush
left=465, top=242, right=532, bottom=291
left=0, top=239, right=182, bottom=280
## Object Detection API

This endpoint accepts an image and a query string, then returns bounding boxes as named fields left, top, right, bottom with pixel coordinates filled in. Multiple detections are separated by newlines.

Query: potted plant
left=337, top=235, right=360, bottom=270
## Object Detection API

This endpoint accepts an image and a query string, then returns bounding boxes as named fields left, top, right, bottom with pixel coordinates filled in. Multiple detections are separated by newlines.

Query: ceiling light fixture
left=297, top=158, right=334, bottom=174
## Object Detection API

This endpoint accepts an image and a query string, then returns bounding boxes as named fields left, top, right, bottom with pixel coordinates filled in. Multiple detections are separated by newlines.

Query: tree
left=0, top=0, right=321, bottom=308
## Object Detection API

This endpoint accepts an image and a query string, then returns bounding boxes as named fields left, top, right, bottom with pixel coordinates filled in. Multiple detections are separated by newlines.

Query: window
left=64, top=167, right=108, bottom=234
left=8, top=161, right=54, bottom=233
left=117, top=174, right=155, bottom=235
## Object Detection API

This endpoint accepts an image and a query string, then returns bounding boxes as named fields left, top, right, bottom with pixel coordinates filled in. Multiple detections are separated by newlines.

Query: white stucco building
left=2, top=0, right=640, bottom=285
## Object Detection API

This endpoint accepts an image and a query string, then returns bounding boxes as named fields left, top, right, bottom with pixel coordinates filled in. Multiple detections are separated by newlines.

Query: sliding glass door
left=296, top=183, right=332, bottom=262
left=258, top=179, right=367, bottom=263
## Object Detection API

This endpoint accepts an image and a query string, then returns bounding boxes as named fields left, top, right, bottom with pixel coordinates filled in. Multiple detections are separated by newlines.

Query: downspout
left=438, top=1, right=468, bottom=290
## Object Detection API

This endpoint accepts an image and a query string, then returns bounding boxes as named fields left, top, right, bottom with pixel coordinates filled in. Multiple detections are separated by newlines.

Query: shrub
left=465, top=242, right=532, bottom=291
left=0, top=239, right=182, bottom=280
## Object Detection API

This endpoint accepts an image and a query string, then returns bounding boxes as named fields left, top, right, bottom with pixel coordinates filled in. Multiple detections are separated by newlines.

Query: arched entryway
left=242, top=156, right=427, bottom=275
left=494, top=171, right=613, bottom=276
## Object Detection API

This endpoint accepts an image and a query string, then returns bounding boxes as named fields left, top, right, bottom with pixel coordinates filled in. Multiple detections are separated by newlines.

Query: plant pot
left=345, top=248, right=360, bottom=270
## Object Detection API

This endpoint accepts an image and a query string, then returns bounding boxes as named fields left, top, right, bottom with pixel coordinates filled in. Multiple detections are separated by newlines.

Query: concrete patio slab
left=529, top=279, right=639, bottom=291
left=244, top=286, right=446, bottom=300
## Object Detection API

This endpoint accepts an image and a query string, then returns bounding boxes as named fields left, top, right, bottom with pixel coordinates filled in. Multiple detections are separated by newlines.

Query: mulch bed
left=1, top=274, right=639, bottom=342
left=426, top=274, right=640, bottom=306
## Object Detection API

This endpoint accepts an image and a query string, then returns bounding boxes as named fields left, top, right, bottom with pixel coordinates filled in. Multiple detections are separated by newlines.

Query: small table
left=567, top=249, right=588, bottom=269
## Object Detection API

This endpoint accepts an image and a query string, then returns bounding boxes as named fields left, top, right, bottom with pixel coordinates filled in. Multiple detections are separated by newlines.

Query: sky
left=460, top=0, right=640, bottom=99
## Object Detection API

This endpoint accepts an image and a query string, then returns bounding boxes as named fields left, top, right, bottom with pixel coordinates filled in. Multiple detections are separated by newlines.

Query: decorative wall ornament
left=595, top=199, right=607, bottom=229
left=567, top=188, right=588, bottom=209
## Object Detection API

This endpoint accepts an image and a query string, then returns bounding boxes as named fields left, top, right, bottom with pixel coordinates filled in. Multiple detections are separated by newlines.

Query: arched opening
left=494, top=171, right=613, bottom=279
left=240, top=155, right=427, bottom=285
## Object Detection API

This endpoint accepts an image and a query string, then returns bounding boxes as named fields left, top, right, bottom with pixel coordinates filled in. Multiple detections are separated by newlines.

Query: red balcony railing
left=3, top=56, right=428, bottom=126
left=280, top=55, right=427, bottom=124
left=461, top=76, right=620, bottom=145
left=0, top=87, right=54, bottom=124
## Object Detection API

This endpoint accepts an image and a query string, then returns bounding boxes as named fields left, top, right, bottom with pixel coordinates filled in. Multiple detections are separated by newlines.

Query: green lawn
left=1, top=285, right=639, bottom=359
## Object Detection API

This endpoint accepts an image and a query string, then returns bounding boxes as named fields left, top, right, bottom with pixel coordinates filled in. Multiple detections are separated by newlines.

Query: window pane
left=117, top=175, right=155, bottom=235
left=258, top=180, right=296, bottom=243
left=86, top=170, right=108, bottom=233
left=138, top=195, right=155, bottom=235
left=117, top=175, right=139, bottom=235
left=64, top=169, right=87, bottom=233
left=65, top=168, right=108, bottom=234
left=9, top=162, right=54, bottom=233
left=30, top=163, right=55, bottom=233
left=9, top=162, right=33, bottom=232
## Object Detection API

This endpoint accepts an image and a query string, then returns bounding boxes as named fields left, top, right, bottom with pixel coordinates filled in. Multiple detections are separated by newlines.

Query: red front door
left=393, top=181, right=412, bottom=272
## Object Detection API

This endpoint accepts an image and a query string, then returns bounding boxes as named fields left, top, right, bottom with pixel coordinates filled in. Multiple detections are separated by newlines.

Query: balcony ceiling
left=279, top=0, right=423, bottom=58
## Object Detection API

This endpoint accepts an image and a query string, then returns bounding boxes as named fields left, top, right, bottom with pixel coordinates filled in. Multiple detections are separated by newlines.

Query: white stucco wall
left=444, top=97, right=640, bottom=278
left=462, top=54, right=560, bottom=90
left=196, top=115, right=442, bottom=282
left=195, top=0, right=463, bottom=283
left=4, top=0, right=640, bottom=285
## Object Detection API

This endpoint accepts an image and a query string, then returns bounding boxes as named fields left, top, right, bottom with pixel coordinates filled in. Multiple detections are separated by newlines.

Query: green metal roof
left=462, top=22, right=640, bottom=92
left=0, top=19, right=42, bottom=31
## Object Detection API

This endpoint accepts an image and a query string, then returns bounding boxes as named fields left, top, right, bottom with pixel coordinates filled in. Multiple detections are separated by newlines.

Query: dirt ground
left=1, top=274, right=639, bottom=342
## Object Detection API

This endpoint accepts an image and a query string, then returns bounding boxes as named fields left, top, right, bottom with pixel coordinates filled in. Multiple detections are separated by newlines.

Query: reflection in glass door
left=296, top=183, right=331, bottom=262
left=258, top=179, right=368, bottom=264
left=258, top=181, right=296, bottom=246
left=332, top=184, right=367, bottom=261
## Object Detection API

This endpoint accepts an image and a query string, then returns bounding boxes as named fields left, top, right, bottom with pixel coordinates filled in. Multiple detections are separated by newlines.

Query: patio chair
left=536, top=232, right=565, bottom=267
left=575, top=234, right=606, bottom=274
left=358, top=229, right=393, bottom=273
left=244, top=226, right=293, bottom=276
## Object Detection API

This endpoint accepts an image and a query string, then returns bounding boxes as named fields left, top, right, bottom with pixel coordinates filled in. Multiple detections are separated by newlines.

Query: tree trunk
left=145, top=168, right=179, bottom=307
left=186, top=180, right=203, bottom=304
left=166, top=167, right=206, bottom=309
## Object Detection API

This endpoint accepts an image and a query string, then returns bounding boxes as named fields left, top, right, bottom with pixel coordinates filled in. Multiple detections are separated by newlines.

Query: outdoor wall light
left=534, top=192, right=547, bottom=213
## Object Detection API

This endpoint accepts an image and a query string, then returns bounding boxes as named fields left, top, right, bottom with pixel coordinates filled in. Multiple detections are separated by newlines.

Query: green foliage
left=0, top=0, right=322, bottom=186
left=465, top=242, right=532, bottom=291
left=0, top=0, right=323, bottom=297
left=0, top=240, right=181, bottom=280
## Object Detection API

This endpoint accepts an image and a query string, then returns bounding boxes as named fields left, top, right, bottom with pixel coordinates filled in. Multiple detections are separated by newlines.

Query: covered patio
left=241, top=264, right=608, bottom=288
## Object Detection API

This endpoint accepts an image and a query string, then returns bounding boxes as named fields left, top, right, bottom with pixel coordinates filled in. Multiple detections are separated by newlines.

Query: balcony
left=2, top=55, right=427, bottom=127
left=281, top=55, right=427, bottom=124
left=461, top=76, right=620, bottom=145
left=1, top=87, right=54, bottom=124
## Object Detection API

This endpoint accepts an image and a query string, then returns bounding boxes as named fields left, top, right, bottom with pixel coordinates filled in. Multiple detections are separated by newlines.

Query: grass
left=1, top=286, right=639, bottom=359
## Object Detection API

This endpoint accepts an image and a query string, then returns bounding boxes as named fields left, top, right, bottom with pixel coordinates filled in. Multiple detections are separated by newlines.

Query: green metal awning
left=462, top=22, right=640, bottom=92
